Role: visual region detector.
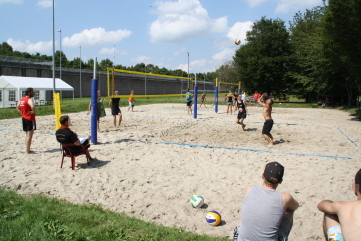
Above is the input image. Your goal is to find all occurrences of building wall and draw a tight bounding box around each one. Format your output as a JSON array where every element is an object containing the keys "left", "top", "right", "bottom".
[{"left": 0, "top": 57, "right": 214, "bottom": 99}]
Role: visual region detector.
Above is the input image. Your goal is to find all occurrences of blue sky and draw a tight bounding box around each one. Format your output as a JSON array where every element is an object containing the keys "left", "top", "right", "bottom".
[{"left": 0, "top": 0, "right": 323, "bottom": 73}]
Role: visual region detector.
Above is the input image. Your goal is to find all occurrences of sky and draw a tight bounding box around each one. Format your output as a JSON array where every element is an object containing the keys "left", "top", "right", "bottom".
[{"left": 0, "top": 0, "right": 324, "bottom": 74}]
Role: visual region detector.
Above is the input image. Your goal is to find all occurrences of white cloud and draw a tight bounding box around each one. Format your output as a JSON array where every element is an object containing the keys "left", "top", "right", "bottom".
[
  {"left": 99, "top": 47, "right": 115, "bottom": 55},
  {"left": 176, "top": 63, "right": 188, "bottom": 72},
  {"left": 37, "top": 0, "right": 52, "bottom": 8},
  {"left": 212, "top": 48, "right": 235, "bottom": 62},
  {"left": 131, "top": 56, "right": 150, "bottom": 63},
  {"left": 149, "top": 0, "right": 228, "bottom": 43},
  {"left": 227, "top": 21, "right": 253, "bottom": 43},
  {"left": 0, "top": 0, "right": 22, "bottom": 4},
  {"left": 246, "top": 0, "right": 268, "bottom": 8},
  {"left": 174, "top": 48, "right": 187, "bottom": 56},
  {"left": 62, "top": 27, "right": 132, "bottom": 48},
  {"left": 246, "top": 0, "right": 321, "bottom": 13},
  {"left": 7, "top": 38, "right": 52, "bottom": 53},
  {"left": 275, "top": 0, "right": 321, "bottom": 13},
  {"left": 177, "top": 59, "right": 208, "bottom": 73}
]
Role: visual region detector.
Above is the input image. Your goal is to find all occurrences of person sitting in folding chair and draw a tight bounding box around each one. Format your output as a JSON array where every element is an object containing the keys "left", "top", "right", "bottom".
[{"left": 55, "top": 115, "right": 94, "bottom": 161}]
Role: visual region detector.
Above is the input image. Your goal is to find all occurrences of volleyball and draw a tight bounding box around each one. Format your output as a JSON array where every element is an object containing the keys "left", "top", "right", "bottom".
[
  {"left": 235, "top": 39, "right": 241, "bottom": 45},
  {"left": 206, "top": 211, "right": 221, "bottom": 226},
  {"left": 190, "top": 195, "right": 204, "bottom": 208}
]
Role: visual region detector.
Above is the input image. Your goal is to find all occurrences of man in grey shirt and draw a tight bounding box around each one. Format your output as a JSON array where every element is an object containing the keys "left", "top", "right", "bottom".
[{"left": 234, "top": 162, "right": 299, "bottom": 241}]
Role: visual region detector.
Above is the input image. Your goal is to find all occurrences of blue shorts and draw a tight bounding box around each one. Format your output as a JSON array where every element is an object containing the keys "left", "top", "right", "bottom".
[
  {"left": 227, "top": 101, "right": 233, "bottom": 105},
  {"left": 128, "top": 102, "right": 134, "bottom": 107},
  {"left": 327, "top": 226, "right": 344, "bottom": 241}
]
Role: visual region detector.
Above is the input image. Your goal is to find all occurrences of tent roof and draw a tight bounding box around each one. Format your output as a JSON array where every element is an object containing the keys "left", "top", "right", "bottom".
[{"left": 0, "top": 75, "right": 73, "bottom": 91}]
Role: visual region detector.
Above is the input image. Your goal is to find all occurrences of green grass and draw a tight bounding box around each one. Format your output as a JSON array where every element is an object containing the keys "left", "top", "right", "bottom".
[{"left": 0, "top": 188, "right": 226, "bottom": 241}]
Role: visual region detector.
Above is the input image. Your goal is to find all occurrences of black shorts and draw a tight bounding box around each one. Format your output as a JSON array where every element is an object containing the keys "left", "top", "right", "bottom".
[
  {"left": 22, "top": 118, "right": 36, "bottom": 131},
  {"left": 66, "top": 139, "right": 90, "bottom": 155},
  {"left": 111, "top": 107, "right": 121, "bottom": 116},
  {"left": 262, "top": 119, "right": 274, "bottom": 135},
  {"left": 186, "top": 101, "right": 192, "bottom": 107},
  {"left": 237, "top": 111, "right": 247, "bottom": 119}
]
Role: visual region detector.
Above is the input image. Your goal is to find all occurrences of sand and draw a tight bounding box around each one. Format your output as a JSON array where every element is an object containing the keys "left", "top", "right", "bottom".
[{"left": 1, "top": 103, "right": 360, "bottom": 240}]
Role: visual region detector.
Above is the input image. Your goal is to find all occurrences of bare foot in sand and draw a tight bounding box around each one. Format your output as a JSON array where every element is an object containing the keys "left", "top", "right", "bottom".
[{"left": 241, "top": 124, "right": 246, "bottom": 131}]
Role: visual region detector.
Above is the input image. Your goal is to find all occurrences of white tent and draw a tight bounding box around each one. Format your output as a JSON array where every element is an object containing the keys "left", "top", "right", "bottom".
[{"left": 0, "top": 75, "right": 74, "bottom": 108}]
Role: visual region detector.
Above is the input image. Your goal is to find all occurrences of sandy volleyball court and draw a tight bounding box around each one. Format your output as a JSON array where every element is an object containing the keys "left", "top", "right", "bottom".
[{"left": 1, "top": 103, "right": 360, "bottom": 240}]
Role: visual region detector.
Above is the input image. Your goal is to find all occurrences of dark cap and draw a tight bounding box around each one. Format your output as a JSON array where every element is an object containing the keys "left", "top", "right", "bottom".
[{"left": 264, "top": 162, "right": 284, "bottom": 184}]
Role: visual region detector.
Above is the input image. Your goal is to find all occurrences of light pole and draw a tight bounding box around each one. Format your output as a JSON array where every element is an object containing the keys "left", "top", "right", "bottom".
[
  {"left": 57, "top": 29, "right": 62, "bottom": 80},
  {"left": 79, "top": 46, "right": 82, "bottom": 98},
  {"left": 145, "top": 57, "right": 148, "bottom": 95},
  {"left": 52, "top": 0, "right": 55, "bottom": 96},
  {"left": 187, "top": 52, "right": 190, "bottom": 89}
]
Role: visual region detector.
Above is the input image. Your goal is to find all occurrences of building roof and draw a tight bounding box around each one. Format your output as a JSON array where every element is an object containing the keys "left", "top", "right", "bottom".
[{"left": 0, "top": 75, "right": 73, "bottom": 91}]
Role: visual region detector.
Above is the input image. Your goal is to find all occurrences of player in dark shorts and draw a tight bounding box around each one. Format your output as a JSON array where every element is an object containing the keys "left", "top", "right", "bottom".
[
  {"left": 236, "top": 99, "right": 247, "bottom": 131},
  {"left": 109, "top": 95, "right": 122, "bottom": 127},
  {"left": 258, "top": 94, "right": 274, "bottom": 145},
  {"left": 17, "top": 87, "right": 36, "bottom": 154},
  {"left": 225, "top": 91, "right": 235, "bottom": 115},
  {"left": 234, "top": 91, "right": 239, "bottom": 112},
  {"left": 262, "top": 119, "right": 274, "bottom": 135}
]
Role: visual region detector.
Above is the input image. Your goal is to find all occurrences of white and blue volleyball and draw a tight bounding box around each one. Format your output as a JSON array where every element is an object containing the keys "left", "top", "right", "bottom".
[
  {"left": 206, "top": 211, "right": 221, "bottom": 226},
  {"left": 189, "top": 195, "right": 204, "bottom": 208}
]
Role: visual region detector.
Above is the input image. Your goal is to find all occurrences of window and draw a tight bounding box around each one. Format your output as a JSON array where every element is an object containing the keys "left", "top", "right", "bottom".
[
  {"left": 37, "top": 69, "right": 41, "bottom": 77},
  {"left": 8, "top": 90, "right": 15, "bottom": 101},
  {"left": 21, "top": 68, "right": 26, "bottom": 76},
  {"left": 0, "top": 90, "right": 2, "bottom": 101},
  {"left": 21, "top": 90, "right": 39, "bottom": 99},
  {"left": 34, "top": 90, "right": 40, "bottom": 100}
]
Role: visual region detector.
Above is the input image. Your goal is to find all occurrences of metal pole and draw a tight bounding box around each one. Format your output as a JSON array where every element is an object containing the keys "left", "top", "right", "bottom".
[
  {"left": 79, "top": 46, "right": 82, "bottom": 98},
  {"left": 52, "top": 0, "right": 56, "bottom": 96},
  {"left": 193, "top": 74, "right": 197, "bottom": 119},
  {"left": 57, "top": 29, "right": 62, "bottom": 80},
  {"left": 145, "top": 58, "right": 148, "bottom": 95},
  {"left": 187, "top": 52, "right": 190, "bottom": 89}
]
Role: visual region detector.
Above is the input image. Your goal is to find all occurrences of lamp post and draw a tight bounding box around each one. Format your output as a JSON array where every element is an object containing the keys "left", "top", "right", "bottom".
[
  {"left": 187, "top": 52, "right": 190, "bottom": 89},
  {"left": 145, "top": 57, "right": 148, "bottom": 95},
  {"left": 57, "top": 29, "right": 62, "bottom": 80},
  {"left": 79, "top": 46, "right": 82, "bottom": 98},
  {"left": 52, "top": 0, "right": 56, "bottom": 96}
]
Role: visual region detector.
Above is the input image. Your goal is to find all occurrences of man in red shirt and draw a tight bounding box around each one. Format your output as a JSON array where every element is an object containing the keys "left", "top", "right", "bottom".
[
  {"left": 16, "top": 87, "right": 36, "bottom": 154},
  {"left": 253, "top": 91, "right": 260, "bottom": 103}
]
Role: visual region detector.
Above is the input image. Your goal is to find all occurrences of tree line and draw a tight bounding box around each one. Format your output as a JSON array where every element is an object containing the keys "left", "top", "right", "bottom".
[{"left": 230, "top": 0, "right": 361, "bottom": 106}]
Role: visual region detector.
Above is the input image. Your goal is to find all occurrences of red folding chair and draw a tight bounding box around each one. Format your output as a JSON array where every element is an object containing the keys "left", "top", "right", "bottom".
[{"left": 60, "top": 143, "right": 90, "bottom": 170}]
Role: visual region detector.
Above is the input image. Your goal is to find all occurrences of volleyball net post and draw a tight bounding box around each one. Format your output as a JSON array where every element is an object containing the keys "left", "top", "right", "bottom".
[
  {"left": 54, "top": 93, "right": 61, "bottom": 130},
  {"left": 215, "top": 78, "right": 219, "bottom": 113},
  {"left": 90, "top": 79, "right": 98, "bottom": 144},
  {"left": 193, "top": 74, "right": 198, "bottom": 119}
]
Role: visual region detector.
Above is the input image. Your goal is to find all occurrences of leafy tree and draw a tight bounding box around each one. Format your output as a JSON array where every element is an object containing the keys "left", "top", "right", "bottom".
[
  {"left": 234, "top": 17, "right": 296, "bottom": 100},
  {"left": 0, "top": 42, "right": 14, "bottom": 55},
  {"left": 323, "top": 0, "right": 361, "bottom": 106},
  {"left": 289, "top": 7, "right": 331, "bottom": 102},
  {"left": 54, "top": 50, "right": 68, "bottom": 67},
  {"left": 99, "top": 58, "right": 113, "bottom": 70}
]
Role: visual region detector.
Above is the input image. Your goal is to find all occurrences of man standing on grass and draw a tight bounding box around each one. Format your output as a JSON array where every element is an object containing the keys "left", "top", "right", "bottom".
[
  {"left": 258, "top": 94, "right": 274, "bottom": 145},
  {"left": 253, "top": 91, "right": 260, "bottom": 103},
  {"left": 17, "top": 87, "right": 36, "bottom": 154},
  {"left": 317, "top": 169, "right": 361, "bottom": 241}
]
